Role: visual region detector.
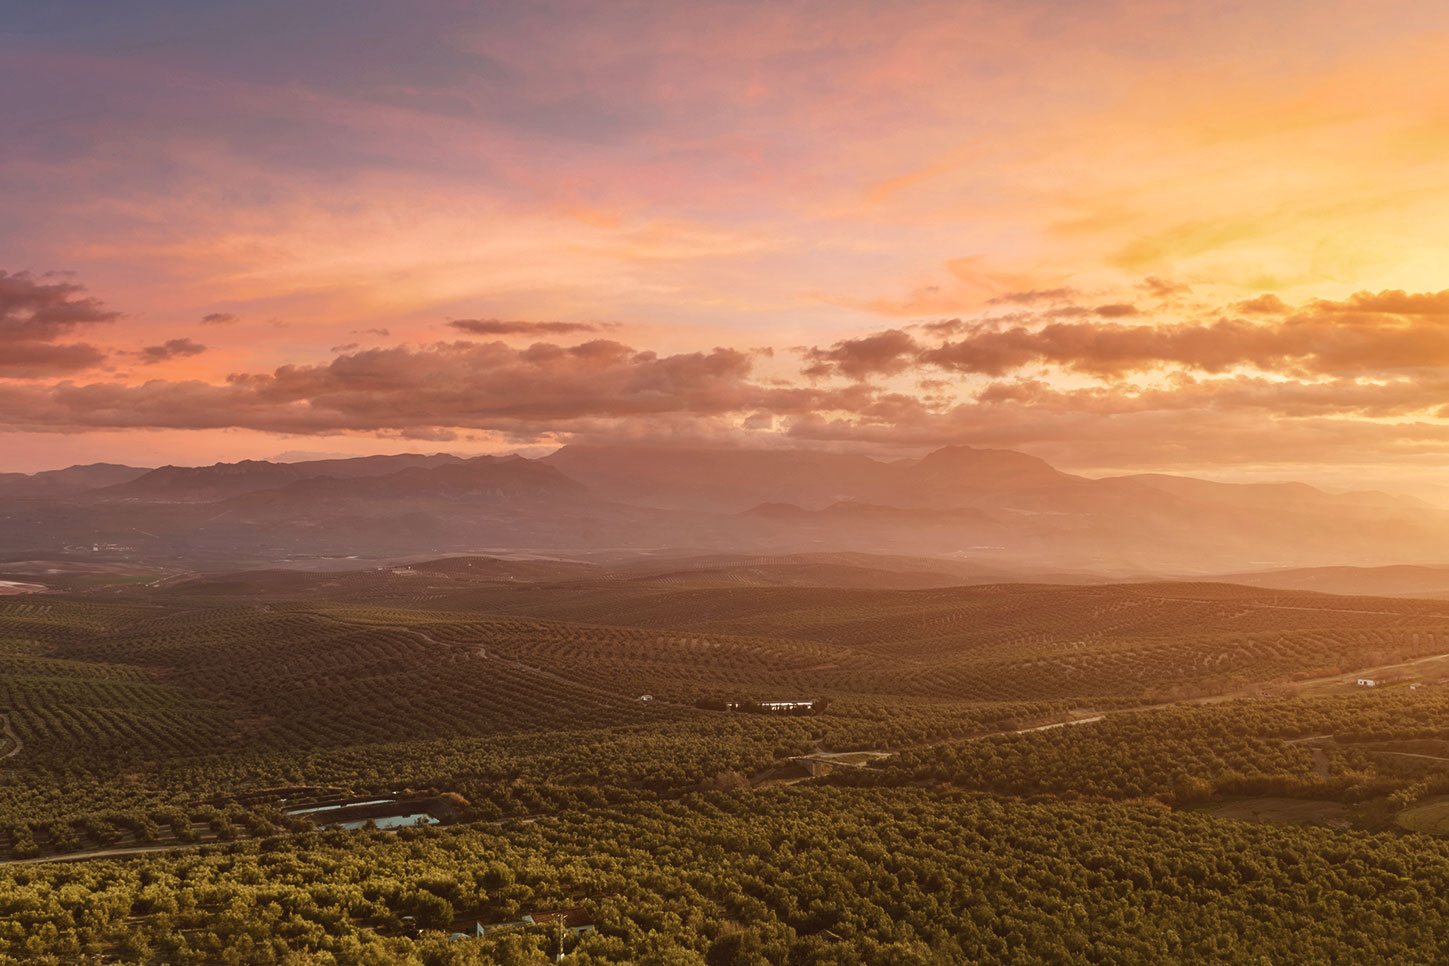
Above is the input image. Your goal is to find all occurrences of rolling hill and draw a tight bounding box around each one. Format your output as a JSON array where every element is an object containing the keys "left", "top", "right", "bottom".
[
  {"left": 1208, "top": 564, "right": 1449, "bottom": 599},
  {"left": 1, "top": 444, "right": 1446, "bottom": 575}
]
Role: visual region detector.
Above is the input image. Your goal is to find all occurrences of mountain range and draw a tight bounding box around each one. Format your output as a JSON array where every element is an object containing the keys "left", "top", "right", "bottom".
[{"left": 1, "top": 444, "right": 1444, "bottom": 576}]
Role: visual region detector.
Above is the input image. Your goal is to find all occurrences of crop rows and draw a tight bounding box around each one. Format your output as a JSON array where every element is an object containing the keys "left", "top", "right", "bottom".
[
  {"left": 12, "top": 577, "right": 1449, "bottom": 851},
  {"left": 5, "top": 605, "right": 683, "bottom": 776},
  {"left": 316, "top": 605, "right": 876, "bottom": 702},
  {"left": 0, "top": 599, "right": 153, "bottom": 648},
  {"left": 311, "top": 601, "right": 1449, "bottom": 705},
  {"left": 389, "top": 582, "right": 1449, "bottom": 655},
  {"left": 852, "top": 692, "right": 1449, "bottom": 803}
]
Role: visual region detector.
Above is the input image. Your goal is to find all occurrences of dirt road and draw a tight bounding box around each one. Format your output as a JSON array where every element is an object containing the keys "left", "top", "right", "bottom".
[
  {"left": 0, "top": 841, "right": 199, "bottom": 866},
  {"left": 0, "top": 714, "right": 20, "bottom": 762},
  {"left": 1275, "top": 651, "right": 1449, "bottom": 693}
]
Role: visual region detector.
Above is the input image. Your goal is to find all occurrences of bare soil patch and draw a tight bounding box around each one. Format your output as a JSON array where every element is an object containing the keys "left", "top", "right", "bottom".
[{"left": 1210, "top": 797, "right": 1352, "bottom": 828}]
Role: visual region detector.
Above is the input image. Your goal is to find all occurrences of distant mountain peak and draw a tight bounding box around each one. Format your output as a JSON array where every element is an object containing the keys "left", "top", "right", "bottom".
[
  {"left": 904, "top": 445, "right": 1077, "bottom": 494},
  {"left": 5, "top": 443, "right": 1448, "bottom": 575}
]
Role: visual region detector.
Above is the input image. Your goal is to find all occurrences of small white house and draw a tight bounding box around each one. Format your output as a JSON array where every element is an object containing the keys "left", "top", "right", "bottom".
[
  {"left": 1356, "top": 678, "right": 1377, "bottom": 687},
  {"left": 759, "top": 700, "right": 815, "bottom": 712}
]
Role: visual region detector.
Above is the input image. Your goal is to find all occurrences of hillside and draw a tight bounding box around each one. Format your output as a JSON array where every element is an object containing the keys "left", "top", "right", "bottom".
[
  {"left": 1209, "top": 564, "right": 1449, "bottom": 599},
  {"left": 0, "top": 463, "right": 150, "bottom": 498},
  {"left": 2, "top": 444, "right": 1447, "bottom": 575},
  {"left": 9, "top": 562, "right": 1449, "bottom": 962}
]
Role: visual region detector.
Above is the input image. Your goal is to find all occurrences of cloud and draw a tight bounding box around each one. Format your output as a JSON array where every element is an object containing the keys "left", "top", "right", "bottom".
[
  {"left": 742, "top": 411, "right": 774, "bottom": 430},
  {"left": 804, "top": 329, "right": 921, "bottom": 380},
  {"left": 987, "top": 288, "right": 1078, "bottom": 306},
  {"left": 782, "top": 393, "right": 1449, "bottom": 473},
  {"left": 448, "top": 318, "right": 603, "bottom": 336},
  {"left": 1138, "top": 277, "right": 1192, "bottom": 299},
  {"left": 137, "top": 338, "right": 207, "bottom": 364},
  {"left": 811, "top": 287, "right": 1449, "bottom": 380},
  {"left": 916, "top": 318, "right": 967, "bottom": 336},
  {"left": 1234, "top": 294, "right": 1288, "bottom": 314},
  {"left": 200, "top": 312, "right": 239, "bottom": 324},
  {"left": 967, "top": 373, "right": 1449, "bottom": 421},
  {"left": 10, "top": 266, "right": 1449, "bottom": 477},
  {"left": 0, "top": 270, "right": 120, "bottom": 342},
  {"left": 0, "top": 270, "right": 118, "bottom": 376},
  {"left": 391, "top": 426, "right": 459, "bottom": 441},
  {"left": 0, "top": 338, "right": 862, "bottom": 437},
  {"left": 920, "top": 318, "right": 1285, "bottom": 378},
  {"left": 0, "top": 342, "right": 109, "bottom": 378},
  {"left": 1320, "top": 289, "right": 1449, "bottom": 316}
]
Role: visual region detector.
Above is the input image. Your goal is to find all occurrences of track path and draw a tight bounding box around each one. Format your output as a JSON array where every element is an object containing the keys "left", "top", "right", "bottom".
[
  {"left": 1, "top": 841, "right": 195, "bottom": 866},
  {"left": 1265, "top": 650, "right": 1449, "bottom": 694},
  {"left": 1351, "top": 749, "right": 1449, "bottom": 765},
  {"left": 0, "top": 714, "right": 20, "bottom": 762}
]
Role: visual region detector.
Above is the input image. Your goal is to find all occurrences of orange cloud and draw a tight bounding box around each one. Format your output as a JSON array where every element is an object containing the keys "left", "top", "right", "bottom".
[
  {"left": 448, "top": 319, "right": 604, "bottom": 336},
  {"left": 137, "top": 338, "right": 207, "bottom": 364},
  {"left": 0, "top": 270, "right": 118, "bottom": 376},
  {"left": 806, "top": 289, "right": 1449, "bottom": 381}
]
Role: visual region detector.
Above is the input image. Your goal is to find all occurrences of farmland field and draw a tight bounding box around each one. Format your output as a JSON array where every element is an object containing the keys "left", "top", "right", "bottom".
[
  {"left": 7, "top": 558, "right": 1449, "bottom": 963},
  {"left": 1398, "top": 797, "right": 1449, "bottom": 834}
]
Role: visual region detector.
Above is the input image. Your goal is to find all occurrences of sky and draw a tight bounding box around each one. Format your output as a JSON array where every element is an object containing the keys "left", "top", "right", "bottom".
[{"left": 4, "top": 0, "right": 1449, "bottom": 497}]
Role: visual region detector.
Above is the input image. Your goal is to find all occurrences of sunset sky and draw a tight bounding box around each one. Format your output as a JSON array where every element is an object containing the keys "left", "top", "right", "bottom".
[{"left": 4, "top": 0, "right": 1449, "bottom": 498}]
